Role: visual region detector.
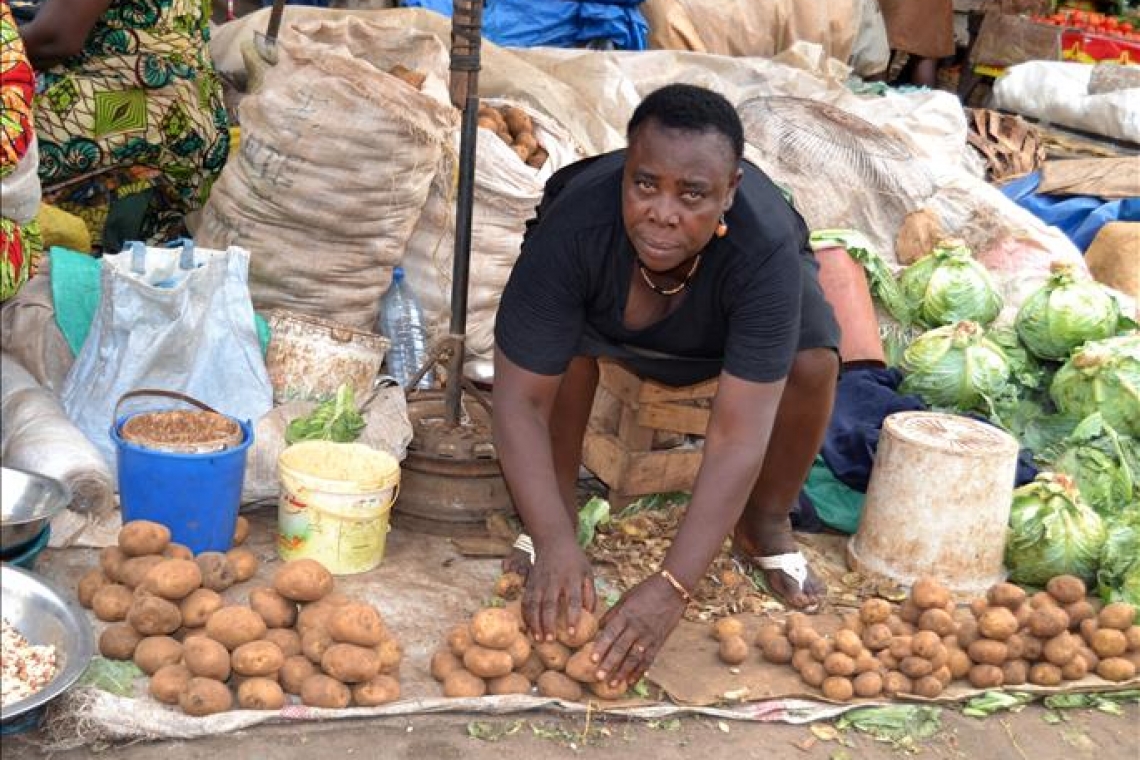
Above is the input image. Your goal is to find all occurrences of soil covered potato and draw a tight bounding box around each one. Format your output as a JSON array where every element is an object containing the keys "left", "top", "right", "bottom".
[
  {"left": 1099, "top": 602, "right": 1137, "bottom": 631},
  {"left": 755, "top": 622, "right": 785, "bottom": 648},
  {"left": 443, "top": 669, "right": 486, "bottom": 698},
  {"left": 99, "top": 624, "right": 144, "bottom": 660},
  {"left": 78, "top": 569, "right": 111, "bottom": 609},
  {"left": 506, "top": 634, "right": 532, "bottom": 668},
  {"left": 149, "top": 663, "right": 192, "bottom": 705},
  {"left": 821, "top": 676, "right": 854, "bottom": 701},
  {"left": 1060, "top": 654, "right": 1088, "bottom": 680},
  {"left": 900, "top": 656, "right": 934, "bottom": 679},
  {"left": 237, "top": 678, "right": 286, "bottom": 710},
  {"left": 1065, "top": 600, "right": 1096, "bottom": 629},
  {"left": 327, "top": 603, "right": 386, "bottom": 647},
  {"left": 1002, "top": 659, "right": 1029, "bottom": 686},
  {"left": 834, "top": 629, "right": 863, "bottom": 658},
  {"left": 133, "top": 635, "right": 183, "bottom": 675},
  {"left": 263, "top": 628, "right": 303, "bottom": 658},
  {"left": 1097, "top": 656, "right": 1137, "bottom": 682},
  {"left": 987, "top": 582, "right": 1027, "bottom": 609},
  {"left": 800, "top": 661, "right": 826, "bottom": 688},
  {"left": 374, "top": 638, "right": 403, "bottom": 675},
  {"left": 353, "top": 674, "right": 402, "bottom": 705},
  {"left": 273, "top": 559, "right": 334, "bottom": 603},
  {"left": 910, "top": 578, "right": 950, "bottom": 610},
  {"left": 446, "top": 624, "right": 474, "bottom": 659},
  {"left": 302, "top": 627, "right": 334, "bottom": 664},
  {"left": 824, "top": 652, "right": 857, "bottom": 677},
  {"left": 322, "top": 643, "right": 380, "bottom": 683},
  {"left": 300, "top": 674, "right": 351, "bottom": 708},
  {"left": 127, "top": 595, "right": 182, "bottom": 635},
  {"left": 486, "top": 672, "right": 531, "bottom": 696},
  {"left": 1043, "top": 632, "right": 1078, "bottom": 666},
  {"left": 183, "top": 635, "right": 232, "bottom": 681},
  {"left": 977, "top": 607, "right": 1018, "bottom": 641},
  {"left": 118, "top": 520, "right": 171, "bottom": 557},
  {"left": 711, "top": 617, "right": 745, "bottom": 643},
  {"left": 762, "top": 637, "right": 794, "bottom": 664},
  {"left": 518, "top": 652, "right": 546, "bottom": 683},
  {"left": 1046, "top": 575, "right": 1086, "bottom": 605},
  {"left": 179, "top": 588, "right": 223, "bottom": 628},
  {"left": 882, "top": 671, "right": 912, "bottom": 696},
  {"left": 537, "top": 670, "right": 582, "bottom": 701},
  {"left": 232, "top": 640, "right": 285, "bottom": 677},
  {"left": 1028, "top": 606, "right": 1070, "bottom": 638},
  {"left": 1092, "top": 629, "right": 1129, "bottom": 658},
  {"left": 1028, "top": 662, "right": 1062, "bottom": 686},
  {"left": 918, "top": 609, "right": 956, "bottom": 637},
  {"left": 225, "top": 547, "right": 259, "bottom": 583},
  {"left": 718, "top": 635, "right": 749, "bottom": 665},
  {"left": 948, "top": 649, "right": 971, "bottom": 679},
  {"left": 788, "top": 626, "right": 821, "bottom": 650},
  {"left": 195, "top": 552, "right": 237, "bottom": 592},
  {"left": 861, "top": 623, "right": 892, "bottom": 652},
  {"left": 860, "top": 598, "right": 892, "bottom": 625},
  {"left": 967, "top": 639, "right": 1008, "bottom": 666},
  {"left": 142, "top": 559, "right": 202, "bottom": 600},
  {"left": 853, "top": 671, "right": 883, "bottom": 697},
  {"left": 206, "top": 606, "right": 267, "bottom": 650},
  {"left": 912, "top": 675, "right": 944, "bottom": 698},
  {"left": 118, "top": 556, "right": 165, "bottom": 589},
  {"left": 968, "top": 664, "right": 1004, "bottom": 688},
  {"left": 556, "top": 609, "right": 599, "bottom": 649},
  {"left": 911, "top": 631, "right": 943, "bottom": 660}
]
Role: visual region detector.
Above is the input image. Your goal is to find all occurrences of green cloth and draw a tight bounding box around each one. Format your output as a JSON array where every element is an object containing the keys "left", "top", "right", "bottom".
[
  {"left": 49, "top": 246, "right": 270, "bottom": 357},
  {"left": 803, "top": 456, "right": 866, "bottom": 535}
]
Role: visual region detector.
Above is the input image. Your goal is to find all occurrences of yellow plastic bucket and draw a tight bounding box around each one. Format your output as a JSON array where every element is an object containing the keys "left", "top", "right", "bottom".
[{"left": 276, "top": 441, "right": 400, "bottom": 575}]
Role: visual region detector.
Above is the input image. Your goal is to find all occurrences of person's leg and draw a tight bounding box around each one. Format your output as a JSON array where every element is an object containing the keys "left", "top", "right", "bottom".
[
  {"left": 910, "top": 57, "right": 939, "bottom": 88},
  {"left": 733, "top": 347, "right": 839, "bottom": 609}
]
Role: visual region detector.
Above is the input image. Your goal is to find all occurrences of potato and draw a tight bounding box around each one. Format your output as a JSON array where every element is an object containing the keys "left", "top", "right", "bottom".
[
  {"left": 564, "top": 645, "right": 600, "bottom": 683},
  {"left": 1097, "top": 656, "right": 1137, "bottom": 682},
  {"left": 141, "top": 559, "right": 202, "bottom": 600},
  {"left": 861, "top": 623, "right": 892, "bottom": 652},
  {"left": 149, "top": 663, "right": 193, "bottom": 705},
  {"left": 785, "top": 612, "right": 810, "bottom": 631},
  {"left": 987, "top": 582, "right": 1027, "bottom": 610},
  {"left": 851, "top": 670, "right": 883, "bottom": 698},
  {"left": 484, "top": 672, "right": 530, "bottom": 696},
  {"left": 179, "top": 588, "right": 223, "bottom": 628},
  {"left": 518, "top": 652, "right": 546, "bottom": 683},
  {"left": 927, "top": 644, "right": 949, "bottom": 671},
  {"left": 273, "top": 559, "right": 334, "bottom": 603},
  {"left": 900, "top": 599, "right": 923, "bottom": 625},
  {"left": 1064, "top": 600, "right": 1096, "bottom": 630},
  {"left": 164, "top": 542, "right": 193, "bottom": 561},
  {"left": 1079, "top": 617, "right": 1099, "bottom": 644},
  {"left": 327, "top": 603, "right": 386, "bottom": 647},
  {"left": 977, "top": 607, "right": 1018, "bottom": 641},
  {"left": 1043, "top": 632, "right": 1077, "bottom": 666},
  {"left": 300, "top": 674, "right": 351, "bottom": 708},
  {"left": 1002, "top": 659, "right": 1029, "bottom": 686},
  {"left": 183, "top": 635, "right": 232, "bottom": 680},
  {"left": 911, "top": 631, "right": 942, "bottom": 660},
  {"left": 718, "top": 635, "right": 749, "bottom": 665},
  {"left": 195, "top": 552, "right": 236, "bottom": 592},
  {"left": 956, "top": 619, "right": 980, "bottom": 649},
  {"left": 711, "top": 617, "right": 745, "bottom": 643},
  {"left": 1127, "top": 626, "right": 1140, "bottom": 651},
  {"left": 100, "top": 546, "right": 128, "bottom": 582},
  {"left": 948, "top": 649, "right": 971, "bottom": 679},
  {"left": 860, "top": 598, "right": 892, "bottom": 625},
  {"left": 446, "top": 624, "right": 474, "bottom": 658},
  {"left": 1077, "top": 645, "right": 1100, "bottom": 671},
  {"left": 1091, "top": 628, "right": 1128, "bottom": 658},
  {"left": 464, "top": 645, "right": 514, "bottom": 680},
  {"left": 918, "top": 609, "right": 956, "bottom": 637},
  {"left": 471, "top": 607, "right": 521, "bottom": 650},
  {"left": 821, "top": 676, "right": 854, "bottom": 701},
  {"left": 317, "top": 642, "right": 379, "bottom": 684},
  {"left": 1026, "top": 605, "right": 1069, "bottom": 639},
  {"left": 118, "top": 520, "right": 171, "bottom": 557},
  {"left": 374, "top": 639, "right": 403, "bottom": 675},
  {"left": 237, "top": 677, "right": 286, "bottom": 710},
  {"left": 500, "top": 106, "right": 533, "bottom": 139},
  {"left": 910, "top": 578, "right": 950, "bottom": 610},
  {"left": 800, "top": 661, "right": 826, "bottom": 688},
  {"left": 353, "top": 674, "right": 402, "bottom": 706},
  {"left": 1021, "top": 634, "right": 1045, "bottom": 662},
  {"left": 1099, "top": 602, "right": 1137, "bottom": 631},
  {"left": 244, "top": 589, "right": 296, "bottom": 630},
  {"left": 128, "top": 595, "right": 182, "bottom": 636},
  {"left": 1060, "top": 654, "right": 1088, "bottom": 681},
  {"left": 302, "top": 626, "right": 334, "bottom": 664},
  {"left": 232, "top": 640, "right": 285, "bottom": 677},
  {"left": 900, "top": 656, "right": 933, "bottom": 679},
  {"left": 506, "top": 633, "right": 532, "bottom": 669},
  {"left": 788, "top": 626, "right": 821, "bottom": 649},
  {"left": 968, "top": 664, "right": 1004, "bottom": 688},
  {"left": 537, "top": 670, "right": 582, "bottom": 701},
  {"left": 588, "top": 678, "right": 630, "bottom": 701},
  {"left": 225, "top": 547, "right": 259, "bottom": 583},
  {"left": 280, "top": 655, "right": 318, "bottom": 695},
  {"left": 476, "top": 105, "right": 505, "bottom": 128},
  {"left": 909, "top": 675, "right": 942, "bottom": 698},
  {"left": 99, "top": 624, "right": 143, "bottom": 660},
  {"left": 841, "top": 612, "right": 865, "bottom": 636},
  {"left": 762, "top": 637, "right": 794, "bottom": 664},
  {"left": 78, "top": 569, "right": 111, "bottom": 609},
  {"left": 119, "top": 556, "right": 165, "bottom": 589},
  {"left": 1046, "top": 575, "right": 1086, "bottom": 605},
  {"left": 232, "top": 515, "right": 250, "bottom": 546},
  {"left": 443, "top": 669, "right": 486, "bottom": 698},
  {"left": 834, "top": 630, "right": 863, "bottom": 658},
  {"left": 263, "top": 628, "right": 302, "bottom": 659},
  {"left": 430, "top": 649, "right": 464, "bottom": 682},
  {"left": 820, "top": 651, "right": 854, "bottom": 677},
  {"left": 792, "top": 648, "right": 815, "bottom": 672},
  {"left": 92, "top": 584, "right": 134, "bottom": 622},
  {"left": 1028, "top": 662, "right": 1062, "bottom": 686},
  {"left": 809, "top": 637, "right": 834, "bottom": 662},
  {"left": 1013, "top": 603, "right": 1032, "bottom": 628},
  {"left": 888, "top": 636, "right": 913, "bottom": 660},
  {"left": 206, "top": 606, "right": 267, "bottom": 650},
  {"left": 967, "top": 639, "right": 1008, "bottom": 666},
  {"left": 134, "top": 635, "right": 183, "bottom": 675},
  {"left": 854, "top": 651, "right": 879, "bottom": 674},
  {"left": 535, "top": 641, "right": 571, "bottom": 671},
  {"left": 525, "top": 147, "right": 548, "bottom": 170},
  {"left": 882, "top": 671, "right": 912, "bottom": 696}
]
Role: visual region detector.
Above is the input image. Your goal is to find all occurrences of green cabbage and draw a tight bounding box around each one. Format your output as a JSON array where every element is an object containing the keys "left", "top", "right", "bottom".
[
  {"left": 1015, "top": 263, "right": 1121, "bottom": 361},
  {"left": 899, "top": 321, "right": 1011, "bottom": 411},
  {"left": 1050, "top": 413, "right": 1139, "bottom": 518},
  {"left": 1050, "top": 333, "right": 1140, "bottom": 436},
  {"left": 1005, "top": 472, "right": 1107, "bottom": 586},
  {"left": 899, "top": 240, "right": 1003, "bottom": 329},
  {"left": 1097, "top": 516, "right": 1140, "bottom": 607}
]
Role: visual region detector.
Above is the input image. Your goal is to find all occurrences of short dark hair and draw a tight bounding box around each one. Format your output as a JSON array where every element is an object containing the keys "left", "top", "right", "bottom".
[{"left": 626, "top": 84, "right": 744, "bottom": 160}]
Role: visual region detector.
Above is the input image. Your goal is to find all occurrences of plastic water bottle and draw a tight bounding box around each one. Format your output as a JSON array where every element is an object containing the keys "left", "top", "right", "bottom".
[{"left": 376, "top": 267, "right": 434, "bottom": 390}]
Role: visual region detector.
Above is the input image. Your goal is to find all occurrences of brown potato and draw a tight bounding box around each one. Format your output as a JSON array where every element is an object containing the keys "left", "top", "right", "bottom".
[
  {"left": 446, "top": 624, "right": 474, "bottom": 659},
  {"left": 263, "top": 628, "right": 302, "bottom": 659},
  {"left": 977, "top": 607, "right": 1018, "bottom": 641},
  {"left": 1028, "top": 606, "right": 1070, "bottom": 639},
  {"left": 1028, "top": 662, "right": 1062, "bottom": 686},
  {"left": 1096, "top": 656, "right": 1137, "bottom": 682},
  {"left": 967, "top": 639, "right": 1008, "bottom": 666},
  {"left": 957, "top": 619, "right": 980, "bottom": 649},
  {"left": 900, "top": 656, "right": 934, "bottom": 679},
  {"left": 968, "top": 664, "right": 1004, "bottom": 688},
  {"left": 918, "top": 609, "right": 956, "bottom": 637},
  {"left": 431, "top": 649, "right": 463, "bottom": 682},
  {"left": 149, "top": 663, "right": 192, "bottom": 705},
  {"left": 195, "top": 552, "right": 236, "bottom": 592},
  {"left": 500, "top": 106, "right": 533, "bottom": 139},
  {"left": 762, "top": 637, "right": 794, "bottom": 664},
  {"left": 92, "top": 584, "right": 134, "bottom": 622},
  {"left": 535, "top": 640, "right": 570, "bottom": 671},
  {"left": 1043, "top": 632, "right": 1077, "bottom": 666},
  {"left": 247, "top": 588, "right": 297, "bottom": 630},
  {"left": 327, "top": 603, "right": 386, "bottom": 647},
  {"left": 179, "top": 588, "right": 223, "bottom": 628},
  {"left": 274, "top": 559, "right": 334, "bottom": 603},
  {"left": 821, "top": 676, "right": 854, "bottom": 701},
  {"left": 118, "top": 520, "right": 171, "bottom": 557},
  {"left": 518, "top": 652, "right": 546, "bottom": 683},
  {"left": 302, "top": 627, "right": 334, "bottom": 664},
  {"left": 888, "top": 636, "right": 913, "bottom": 660},
  {"left": 141, "top": 559, "right": 202, "bottom": 600},
  {"left": 512, "top": 131, "right": 538, "bottom": 159},
  {"left": 1065, "top": 600, "right": 1096, "bottom": 630},
  {"left": 854, "top": 651, "right": 879, "bottom": 674},
  {"left": 295, "top": 601, "right": 335, "bottom": 637},
  {"left": 100, "top": 546, "right": 128, "bottom": 583},
  {"left": 184, "top": 635, "right": 232, "bottom": 680},
  {"left": 841, "top": 612, "right": 865, "bottom": 636},
  {"left": 860, "top": 598, "right": 893, "bottom": 625},
  {"left": 1060, "top": 654, "right": 1088, "bottom": 680},
  {"left": 78, "top": 569, "right": 111, "bottom": 609},
  {"left": 1091, "top": 628, "right": 1128, "bottom": 658},
  {"left": 99, "top": 624, "right": 143, "bottom": 660},
  {"left": 853, "top": 670, "right": 883, "bottom": 697},
  {"left": 353, "top": 674, "right": 402, "bottom": 705},
  {"left": 1099, "top": 602, "right": 1137, "bottom": 631},
  {"left": 280, "top": 655, "right": 318, "bottom": 695},
  {"left": 300, "top": 674, "right": 351, "bottom": 708},
  {"left": 1077, "top": 645, "right": 1100, "bottom": 671},
  {"left": 823, "top": 652, "right": 856, "bottom": 677},
  {"left": 127, "top": 595, "right": 182, "bottom": 636},
  {"left": 809, "top": 637, "right": 834, "bottom": 662},
  {"left": 464, "top": 645, "right": 514, "bottom": 680},
  {"left": 792, "top": 648, "right": 815, "bottom": 672},
  {"left": 911, "top": 578, "right": 950, "bottom": 610},
  {"left": 1002, "top": 659, "right": 1029, "bottom": 686},
  {"left": 912, "top": 631, "right": 942, "bottom": 659},
  {"left": 225, "top": 547, "right": 259, "bottom": 583},
  {"left": 718, "top": 635, "right": 749, "bottom": 665},
  {"left": 1127, "top": 626, "right": 1140, "bottom": 651},
  {"left": 1080, "top": 617, "right": 1099, "bottom": 644},
  {"left": 948, "top": 648, "right": 971, "bottom": 679},
  {"left": 788, "top": 626, "right": 821, "bottom": 649},
  {"left": 564, "top": 645, "right": 601, "bottom": 683},
  {"left": 800, "top": 661, "right": 826, "bottom": 688},
  {"left": 883, "top": 671, "right": 913, "bottom": 696},
  {"left": 711, "top": 617, "right": 745, "bottom": 643},
  {"left": 1021, "top": 634, "right": 1044, "bottom": 662},
  {"left": 134, "top": 635, "right": 183, "bottom": 675},
  {"left": 232, "top": 640, "right": 285, "bottom": 677},
  {"left": 232, "top": 515, "right": 250, "bottom": 546},
  {"left": 206, "top": 606, "right": 267, "bottom": 650},
  {"left": 506, "top": 634, "right": 532, "bottom": 669},
  {"left": 486, "top": 672, "right": 531, "bottom": 696},
  {"left": 537, "top": 670, "right": 582, "bottom": 701},
  {"left": 180, "top": 677, "right": 233, "bottom": 716},
  {"left": 785, "top": 612, "right": 810, "bottom": 631},
  {"left": 861, "top": 623, "right": 892, "bottom": 652},
  {"left": 1046, "top": 575, "right": 1086, "bottom": 605},
  {"left": 321, "top": 642, "right": 380, "bottom": 683},
  {"left": 525, "top": 147, "right": 548, "bottom": 169},
  {"left": 1004, "top": 634, "right": 1026, "bottom": 660},
  {"left": 237, "top": 677, "right": 286, "bottom": 710},
  {"left": 834, "top": 629, "right": 863, "bottom": 658},
  {"left": 471, "top": 607, "right": 520, "bottom": 650},
  {"left": 987, "top": 582, "right": 1027, "bottom": 609},
  {"left": 1030, "top": 590, "right": 1058, "bottom": 609},
  {"left": 900, "top": 599, "right": 923, "bottom": 625},
  {"left": 163, "top": 542, "right": 193, "bottom": 560},
  {"left": 443, "top": 669, "right": 486, "bottom": 698},
  {"left": 375, "top": 638, "right": 403, "bottom": 675},
  {"left": 912, "top": 675, "right": 944, "bottom": 698},
  {"left": 1013, "top": 603, "right": 1033, "bottom": 628},
  {"left": 118, "top": 556, "right": 165, "bottom": 589}
]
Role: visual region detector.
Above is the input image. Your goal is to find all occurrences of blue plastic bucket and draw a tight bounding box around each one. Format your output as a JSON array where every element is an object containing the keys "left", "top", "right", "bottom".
[{"left": 112, "top": 407, "right": 252, "bottom": 555}]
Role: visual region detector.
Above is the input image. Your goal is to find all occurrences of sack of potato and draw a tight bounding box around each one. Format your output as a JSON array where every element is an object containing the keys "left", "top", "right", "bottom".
[
  {"left": 743, "top": 574, "right": 1137, "bottom": 702},
  {"left": 431, "top": 602, "right": 632, "bottom": 702}
]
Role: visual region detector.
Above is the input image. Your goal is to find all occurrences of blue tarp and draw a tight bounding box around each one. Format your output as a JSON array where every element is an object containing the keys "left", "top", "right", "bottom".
[
  {"left": 402, "top": 0, "right": 648, "bottom": 50},
  {"left": 1001, "top": 171, "right": 1140, "bottom": 252}
]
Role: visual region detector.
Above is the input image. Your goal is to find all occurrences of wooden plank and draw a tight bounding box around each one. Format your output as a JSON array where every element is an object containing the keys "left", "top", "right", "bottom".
[
  {"left": 587, "top": 385, "right": 622, "bottom": 435},
  {"left": 622, "top": 446, "right": 704, "bottom": 495},
  {"left": 582, "top": 432, "right": 631, "bottom": 490},
  {"left": 639, "top": 376, "right": 718, "bottom": 404},
  {"left": 597, "top": 360, "right": 643, "bottom": 406},
  {"left": 617, "top": 403, "right": 655, "bottom": 450},
  {"left": 637, "top": 403, "right": 710, "bottom": 436}
]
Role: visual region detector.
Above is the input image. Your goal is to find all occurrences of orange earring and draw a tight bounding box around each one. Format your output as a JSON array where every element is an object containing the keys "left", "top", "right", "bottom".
[{"left": 715, "top": 215, "right": 728, "bottom": 238}]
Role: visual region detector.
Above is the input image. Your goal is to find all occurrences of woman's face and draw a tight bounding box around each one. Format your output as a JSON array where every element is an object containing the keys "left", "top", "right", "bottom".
[{"left": 622, "top": 119, "right": 742, "bottom": 273}]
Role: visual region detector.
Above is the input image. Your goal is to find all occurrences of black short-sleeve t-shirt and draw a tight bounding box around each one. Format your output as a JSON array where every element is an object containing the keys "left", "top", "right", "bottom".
[{"left": 495, "top": 150, "right": 823, "bottom": 386}]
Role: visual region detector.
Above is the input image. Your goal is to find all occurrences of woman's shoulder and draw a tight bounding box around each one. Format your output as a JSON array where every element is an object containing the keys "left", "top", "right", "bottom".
[{"left": 526, "top": 151, "right": 625, "bottom": 240}]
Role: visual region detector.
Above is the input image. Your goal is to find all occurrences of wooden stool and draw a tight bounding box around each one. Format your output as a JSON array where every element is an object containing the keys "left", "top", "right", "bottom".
[{"left": 581, "top": 360, "right": 714, "bottom": 509}]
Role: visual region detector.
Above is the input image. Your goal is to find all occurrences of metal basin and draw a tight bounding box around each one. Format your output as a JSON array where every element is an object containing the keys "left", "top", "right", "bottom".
[
  {"left": 1, "top": 564, "right": 95, "bottom": 723},
  {"left": 1, "top": 467, "right": 71, "bottom": 554}
]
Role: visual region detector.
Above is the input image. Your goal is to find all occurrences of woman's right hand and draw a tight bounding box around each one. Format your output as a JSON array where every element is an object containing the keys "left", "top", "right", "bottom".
[{"left": 522, "top": 536, "right": 596, "bottom": 643}]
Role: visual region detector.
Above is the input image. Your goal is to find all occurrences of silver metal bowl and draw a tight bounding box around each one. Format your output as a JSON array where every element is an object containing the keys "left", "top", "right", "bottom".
[
  {"left": 0, "top": 564, "right": 95, "bottom": 723},
  {"left": 1, "top": 467, "right": 71, "bottom": 554}
]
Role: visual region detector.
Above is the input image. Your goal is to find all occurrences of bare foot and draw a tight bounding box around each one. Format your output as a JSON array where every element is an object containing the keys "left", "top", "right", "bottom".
[
  {"left": 732, "top": 516, "right": 825, "bottom": 611},
  {"left": 501, "top": 547, "right": 533, "bottom": 580}
]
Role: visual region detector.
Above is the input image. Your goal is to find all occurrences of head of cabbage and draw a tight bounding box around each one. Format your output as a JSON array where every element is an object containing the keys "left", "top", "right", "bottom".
[
  {"left": 1050, "top": 413, "right": 1139, "bottom": 519},
  {"left": 1015, "top": 262, "right": 1121, "bottom": 361},
  {"left": 1050, "top": 333, "right": 1140, "bottom": 436},
  {"left": 899, "top": 240, "right": 1003, "bottom": 329},
  {"left": 1097, "top": 515, "right": 1140, "bottom": 608},
  {"left": 899, "top": 321, "right": 1011, "bottom": 411},
  {"left": 1005, "top": 472, "right": 1107, "bottom": 586}
]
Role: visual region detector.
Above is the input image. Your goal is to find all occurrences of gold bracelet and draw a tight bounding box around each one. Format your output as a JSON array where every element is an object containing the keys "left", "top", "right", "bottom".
[{"left": 659, "top": 569, "right": 693, "bottom": 605}]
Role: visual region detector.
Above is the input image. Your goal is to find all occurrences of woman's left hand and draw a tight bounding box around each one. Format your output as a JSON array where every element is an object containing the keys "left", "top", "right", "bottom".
[{"left": 591, "top": 573, "right": 687, "bottom": 689}]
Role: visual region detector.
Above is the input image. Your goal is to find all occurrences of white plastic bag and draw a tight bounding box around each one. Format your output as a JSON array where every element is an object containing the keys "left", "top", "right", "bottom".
[{"left": 60, "top": 241, "right": 273, "bottom": 469}]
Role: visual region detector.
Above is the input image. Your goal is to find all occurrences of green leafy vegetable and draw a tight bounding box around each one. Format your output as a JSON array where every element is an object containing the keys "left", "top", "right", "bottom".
[
  {"left": 1006, "top": 472, "right": 1107, "bottom": 586},
  {"left": 836, "top": 705, "right": 942, "bottom": 751},
  {"left": 78, "top": 657, "right": 145, "bottom": 697},
  {"left": 899, "top": 321, "right": 1011, "bottom": 411},
  {"left": 899, "top": 239, "right": 1003, "bottom": 329},
  {"left": 1051, "top": 333, "right": 1140, "bottom": 436},
  {"left": 577, "top": 495, "right": 611, "bottom": 548},
  {"left": 285, "top": 383, "right": 367, "bottom": 445},
  {"left": 1050, "top": 413, "right": 1139, "bottom": 517},
  {"left": 810, "top": 230, "right": 912, "bottom": 326},
  {"left": 1016, "top": 263, "right": 1121, "bottom": 361},
  {"left": 1097, "top": 516, "right": 1140, "bottom": 607},
  {"left": 961, "top": 691, "right": 1035, "bottom": 717}
]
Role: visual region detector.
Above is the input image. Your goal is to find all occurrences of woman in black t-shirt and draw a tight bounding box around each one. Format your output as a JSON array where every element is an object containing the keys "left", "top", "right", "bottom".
[{"left": 492, "top": 84, "right": 840, "bottom": 690}]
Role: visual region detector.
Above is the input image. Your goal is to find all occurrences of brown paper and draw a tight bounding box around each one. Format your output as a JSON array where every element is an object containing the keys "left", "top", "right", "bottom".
[{"left": 1038, "top": 158, "right": 1140, "bottom": 200}]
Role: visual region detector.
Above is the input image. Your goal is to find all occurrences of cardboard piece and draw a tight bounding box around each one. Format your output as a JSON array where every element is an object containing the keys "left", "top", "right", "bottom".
[{"left": 1038, "top": 158, "right": 1140, "bottom": 199}]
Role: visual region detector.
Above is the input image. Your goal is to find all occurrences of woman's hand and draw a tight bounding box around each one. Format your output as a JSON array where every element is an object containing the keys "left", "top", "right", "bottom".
[
  {"left": 522, "top": 537, "right": 596, "bottom": 643},
  {"left": 591, "top": 573, "right": 687, "bottom": 689}
]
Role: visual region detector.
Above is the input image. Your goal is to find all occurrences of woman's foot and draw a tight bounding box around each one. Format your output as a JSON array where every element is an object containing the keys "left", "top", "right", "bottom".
[
  {"left": 501, "top": 546, "right": 533, "bottom": 579},
  {"left": 732, "top": 516, "right": 826, "bottom": 611}
]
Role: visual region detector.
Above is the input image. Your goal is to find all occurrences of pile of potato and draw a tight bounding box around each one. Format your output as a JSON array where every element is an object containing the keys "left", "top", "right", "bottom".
[
  {"left": 79, "top": 521, "right": 403, "bottom": 715},
  {"left": 431, "top": 603, "right": 630, "bottom": 702},
  {"left": 731, "top": 574, "right": 1138, "bottom": 702},
  {"left": 476, "top": 104, "right": 548, "bottom": 169}
]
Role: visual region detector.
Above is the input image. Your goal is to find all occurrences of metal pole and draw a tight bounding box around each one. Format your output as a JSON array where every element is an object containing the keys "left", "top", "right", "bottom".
[{"left": 445, "top": 0, "right": 482, "bottom": 426}]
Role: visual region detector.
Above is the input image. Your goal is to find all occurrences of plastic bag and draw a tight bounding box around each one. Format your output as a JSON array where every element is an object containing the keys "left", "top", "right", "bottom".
[{"left": 60, "top": 241, "right": 273, "bottom": 469}]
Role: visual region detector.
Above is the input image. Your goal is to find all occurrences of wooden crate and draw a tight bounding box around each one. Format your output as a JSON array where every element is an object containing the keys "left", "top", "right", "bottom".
[{"left": 582, "top": 360, "right": 715, "bottom": 507}]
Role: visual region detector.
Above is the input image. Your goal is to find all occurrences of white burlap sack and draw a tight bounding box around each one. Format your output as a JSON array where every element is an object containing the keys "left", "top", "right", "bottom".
[
  {"left": 401, "top": 100, "right": 583, "bottom": 382},
  {"left": 197, "top": 18, "right": 459, "bottom": 330}
]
